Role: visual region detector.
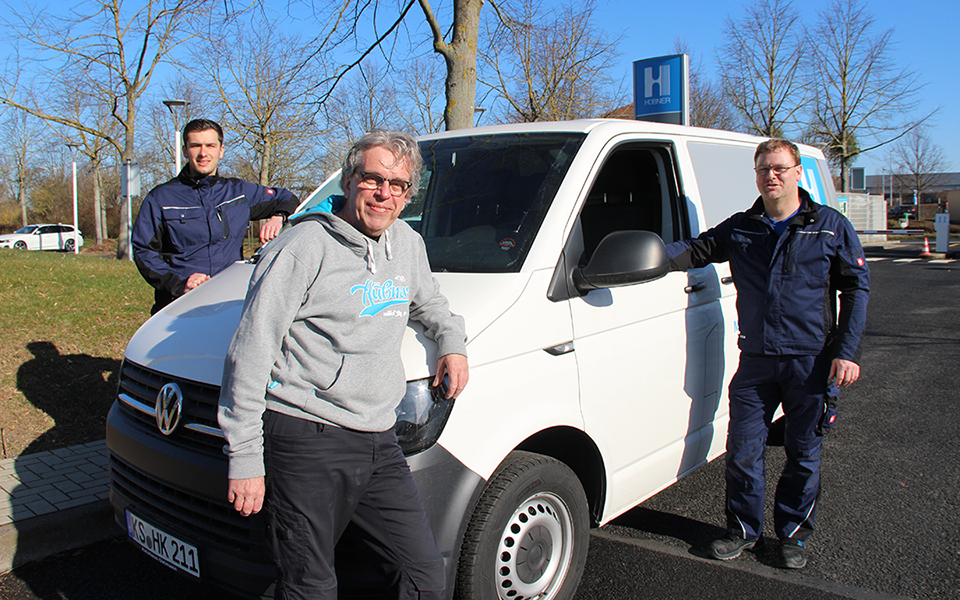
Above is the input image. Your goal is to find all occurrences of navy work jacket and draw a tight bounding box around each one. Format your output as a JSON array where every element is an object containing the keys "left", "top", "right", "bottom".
[
  {"left": 666, "top": 189, "right": 869, "bottom": 362},
  {"left": 132, "top": 169, "right": 300, "bottom": 312}
]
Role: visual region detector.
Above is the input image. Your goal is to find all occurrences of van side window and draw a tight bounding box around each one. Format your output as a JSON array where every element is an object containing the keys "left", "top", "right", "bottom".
[
  {"left": 578, "top": 145, "right": 683, "bottom": 263},
  {"left": 686, "top": 141, "right": 758, "bottom": 230}
]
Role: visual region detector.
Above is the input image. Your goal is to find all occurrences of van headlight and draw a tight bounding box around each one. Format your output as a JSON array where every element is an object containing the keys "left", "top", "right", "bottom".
[{"left": 395, "top": 376, "right": 455, "bottom": 455}]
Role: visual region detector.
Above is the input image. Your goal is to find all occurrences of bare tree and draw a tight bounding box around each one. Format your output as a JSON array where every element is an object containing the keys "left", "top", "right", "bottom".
[
  {"left": 396, "top": 55, "right": 447, "bottom": 134},
  {"left": 0, "top": 0, "right": 232, "bottom": 258},
  {"left": 480, "top": 0, "right": 623, "bottom": 123},
  {"left": 320, "top": 60, "right": 406, "bottom": 176},
  {"left": 206, "top": 17, "right": 330, "bottom": 190},
  {"left": 807, "top": 0, "right": 932, "bottom": 191},
  {"left": 673, "top": 39, "right": 738, "bottom": 131},
  {"left": 3, "top": 111, "right": 42, "bottom": 228},
  {"left": 296, "top": 0, "right": 484, "bottom": 132},
  {"left": 717, "top": 0, "right": 807, "bottom": 137},
  {"left": 891, "top": 127, "right": 950, "bottom": 205},
  {"left": 40, "top": 78, "right": 124, "bottom": 245}
]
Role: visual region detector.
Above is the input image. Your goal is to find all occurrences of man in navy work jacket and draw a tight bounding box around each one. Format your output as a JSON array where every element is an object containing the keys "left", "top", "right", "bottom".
[
  {"left": 666, "top": 138, "right": 869, "bottom": 569},
  {"left": 132, "top": 119, "right": 300, "bottom": 314}
]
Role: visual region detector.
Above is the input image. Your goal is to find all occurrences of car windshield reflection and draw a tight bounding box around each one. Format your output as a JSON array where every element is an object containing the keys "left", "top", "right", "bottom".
[{"left": 404, "top": 133, "right": 584, "bottom": 273}]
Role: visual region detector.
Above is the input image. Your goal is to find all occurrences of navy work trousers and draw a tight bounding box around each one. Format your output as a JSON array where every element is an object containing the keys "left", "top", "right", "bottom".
[
  {"left": 262, "top": 410, "right": 445, "bottom": 600},
  {"left": 724, "top": 352, "right": 831, "bottom": 542}
]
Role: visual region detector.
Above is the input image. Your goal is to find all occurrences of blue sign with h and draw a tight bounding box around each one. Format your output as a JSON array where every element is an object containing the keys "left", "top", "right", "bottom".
[{"left": 633, "top": 54, "right": 688, "bottom": 125}]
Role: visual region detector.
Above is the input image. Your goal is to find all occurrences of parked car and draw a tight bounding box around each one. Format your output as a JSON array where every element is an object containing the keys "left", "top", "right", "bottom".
[
  {"left": 888, "top": 205, "right": 916, "bottom": 219},
  {"left": 106, "top": 120, "right": 843, "bottom": 599},
  {"left": 0, "top": 223, "right": 84, "bottom": 252}
]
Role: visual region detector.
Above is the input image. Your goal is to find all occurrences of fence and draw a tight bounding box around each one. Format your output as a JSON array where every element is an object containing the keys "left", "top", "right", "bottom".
[{"left": 839, "top": 193, "right": 888, "bottom": 243}]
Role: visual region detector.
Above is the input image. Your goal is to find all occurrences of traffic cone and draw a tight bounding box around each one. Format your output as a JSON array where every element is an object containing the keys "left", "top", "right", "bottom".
[{"left": 920, "top": 237, "right": 932, "bottom": 258}]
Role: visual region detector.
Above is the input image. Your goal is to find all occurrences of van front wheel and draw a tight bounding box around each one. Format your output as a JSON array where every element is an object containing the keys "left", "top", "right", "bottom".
[{"left": 455, "top": 451, "right": 589, "bottom": 600}]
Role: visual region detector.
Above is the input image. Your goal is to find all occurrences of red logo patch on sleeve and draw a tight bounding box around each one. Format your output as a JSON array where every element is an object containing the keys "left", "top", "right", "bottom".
[
  {"left": 267, "top": 189, "right": 275, "bottom": 195},
  {"left": 856, "top": 257, "right": 865, "bottom": 266}
]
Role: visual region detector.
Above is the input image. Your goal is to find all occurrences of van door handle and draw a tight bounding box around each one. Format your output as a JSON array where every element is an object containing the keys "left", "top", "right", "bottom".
[
  {"left": 721, "top": 277, "right": 734, "bottom": 285},
  {"left": 684, "top": 282, "right": 706, "bottom": 294}
]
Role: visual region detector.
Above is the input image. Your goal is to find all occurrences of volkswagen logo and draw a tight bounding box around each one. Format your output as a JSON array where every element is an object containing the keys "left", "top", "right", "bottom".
[{"left": 156, "top": 383, "right": 184, "bottom": 436}]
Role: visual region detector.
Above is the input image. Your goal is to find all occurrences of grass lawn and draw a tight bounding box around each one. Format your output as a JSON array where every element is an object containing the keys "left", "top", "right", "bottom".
[{"left": 0, "top": 247, "right": 153, "bottom": 459}]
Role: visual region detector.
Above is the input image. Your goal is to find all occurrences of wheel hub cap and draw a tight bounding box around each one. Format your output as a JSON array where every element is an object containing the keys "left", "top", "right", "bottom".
[{"left": 495, "top": 492, "right": 573, "bottom": 599}]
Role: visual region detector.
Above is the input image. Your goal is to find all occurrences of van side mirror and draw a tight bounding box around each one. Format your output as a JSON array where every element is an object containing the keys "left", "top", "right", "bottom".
[{"left": 572, "top": 230, "right": 669, "bottom": 293}]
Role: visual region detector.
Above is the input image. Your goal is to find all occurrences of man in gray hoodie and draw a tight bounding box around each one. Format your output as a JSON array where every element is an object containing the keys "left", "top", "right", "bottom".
[{"left": 218, "top": 130, "right": 468, "bottom": 600}]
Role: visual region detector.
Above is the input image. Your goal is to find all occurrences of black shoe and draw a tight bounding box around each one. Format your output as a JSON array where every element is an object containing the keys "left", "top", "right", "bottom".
[
  {"left": 708, "top": 532, "right": 758, "bottom": 560},
  {"left": 780, "top": 538, "right": 807, "bottom": 569}
]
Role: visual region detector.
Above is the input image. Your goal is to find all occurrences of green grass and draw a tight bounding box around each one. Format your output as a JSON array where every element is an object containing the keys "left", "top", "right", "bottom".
[{"left": 0, "top": 249, "right": 153, "bottom": 459}]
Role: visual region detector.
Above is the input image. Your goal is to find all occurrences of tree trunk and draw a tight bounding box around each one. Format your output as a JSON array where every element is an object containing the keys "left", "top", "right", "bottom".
[
  {"left": 444, "top": 0, "right": 482, "bottom": 130},
  {"left": 419, "top": 0, "right": 483, "bottom": 131},
  {"left": 18, "top": 173, "right": 27, "bottom": 227},
  {"left": 259, "top": 136, "right": 271, "bottom": 186}
]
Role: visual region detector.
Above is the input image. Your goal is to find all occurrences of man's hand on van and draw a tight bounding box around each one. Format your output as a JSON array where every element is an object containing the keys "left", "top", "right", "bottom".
[
  {"left": 228, "top": 477, "right": 265, "bottom": 516},
  {"left": 435, "top": 353, "right": 469, "bottom": 399},
  {"left": 185, "top": 272, "right": 211, "bottom": 291},
  {"left": 259, "top": 214, "right": 284, "bottom": 244}
]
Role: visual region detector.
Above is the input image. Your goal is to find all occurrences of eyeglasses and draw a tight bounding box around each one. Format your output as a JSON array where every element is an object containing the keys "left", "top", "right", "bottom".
[
  {"left": 355, "top": 171, "right": 412, "bottom": 196},
  {"left": 755, "top": 164, "right": 799, "bottom": 177}
]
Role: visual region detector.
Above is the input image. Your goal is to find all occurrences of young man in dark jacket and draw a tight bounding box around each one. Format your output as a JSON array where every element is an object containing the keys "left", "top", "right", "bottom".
[
  {"left": 666, "top": 138, "right": 870, "bottom": 569},
  {"left": 132, "top": 119, "right": 300, "bottom": 313}
]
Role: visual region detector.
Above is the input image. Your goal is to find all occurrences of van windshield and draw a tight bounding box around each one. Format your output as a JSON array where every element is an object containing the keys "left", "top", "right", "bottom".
[{"left": 407, "top": 133, "right": 584, "bottom": 272}]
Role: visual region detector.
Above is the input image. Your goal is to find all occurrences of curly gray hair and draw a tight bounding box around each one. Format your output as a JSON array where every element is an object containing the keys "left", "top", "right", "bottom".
[{"left": 340, "top": 130, "right": 423, "bottom": 196}]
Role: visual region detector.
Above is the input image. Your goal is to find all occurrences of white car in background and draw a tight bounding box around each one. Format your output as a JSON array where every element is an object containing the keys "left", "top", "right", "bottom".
[{"left": 0, "top": 224, "right": 84, "bottom": 252}]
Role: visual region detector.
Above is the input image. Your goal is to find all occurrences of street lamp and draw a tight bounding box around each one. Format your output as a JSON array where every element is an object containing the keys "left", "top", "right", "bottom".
[
  {"left": 66, "top": 142, "right": 81, "bottom": 255},
  {"left": 162, "top": 99, "right": 190, "bottom": 175}
]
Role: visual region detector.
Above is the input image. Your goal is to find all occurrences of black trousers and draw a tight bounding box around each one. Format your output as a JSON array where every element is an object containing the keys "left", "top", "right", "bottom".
[{"left": 263, "top": 410, "right": 445, "bottom": 600}]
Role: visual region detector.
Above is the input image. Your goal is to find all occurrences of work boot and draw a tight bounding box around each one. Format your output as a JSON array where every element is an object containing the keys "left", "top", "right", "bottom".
[
  {"left": 780, "top": 538, "right": 807, "bottom": 569},
  {"left": 708, "top": 532, "right": 758, "bottom": 560}
]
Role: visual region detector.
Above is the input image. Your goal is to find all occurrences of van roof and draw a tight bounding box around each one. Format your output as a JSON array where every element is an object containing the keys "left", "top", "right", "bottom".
[{"left": 419, "top": 119, "right": 827, "bottom": 160}]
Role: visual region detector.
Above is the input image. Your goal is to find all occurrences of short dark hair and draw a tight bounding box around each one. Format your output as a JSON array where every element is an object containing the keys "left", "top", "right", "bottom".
[
  {"left": 341, "top": 130, "right": 423, "bottom": 196},
  {"left": 183, "top": 119, "right": 224, "bottom": 145},
  {"left": 755, "top": 138, "right": 801, "bottom": 165}
]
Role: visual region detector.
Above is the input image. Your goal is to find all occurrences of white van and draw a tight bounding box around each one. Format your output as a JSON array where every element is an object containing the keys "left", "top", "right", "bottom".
[{"left": 107, "top": 119, "right": 840, "bottom": 599}]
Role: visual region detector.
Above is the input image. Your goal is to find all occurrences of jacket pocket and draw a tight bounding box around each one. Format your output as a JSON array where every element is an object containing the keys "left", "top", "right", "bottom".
[
  {"left": 160, "top": 205, "right": 206, "bottom": 249},
  {"left": 320, "top": 353, "right": 405, "bottom": 407}
]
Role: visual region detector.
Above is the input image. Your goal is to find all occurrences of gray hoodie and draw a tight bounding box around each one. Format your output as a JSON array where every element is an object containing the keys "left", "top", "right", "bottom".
[{"left": 217, "top": 211, "right": 467, "bottom": 480}]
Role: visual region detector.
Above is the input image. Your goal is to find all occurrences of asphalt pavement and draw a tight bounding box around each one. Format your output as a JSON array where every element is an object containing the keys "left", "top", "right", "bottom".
[
  {"left": 591, "top": 240, "right": 960, "bottom": 599},
  {"left": 1, "top": 240, "right": 958, "bottom": 599}
]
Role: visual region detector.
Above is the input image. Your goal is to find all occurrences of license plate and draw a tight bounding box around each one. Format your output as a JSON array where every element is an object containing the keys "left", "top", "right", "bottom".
[{"left": 126, "top": 509, "right": 201, "bottom": 577}]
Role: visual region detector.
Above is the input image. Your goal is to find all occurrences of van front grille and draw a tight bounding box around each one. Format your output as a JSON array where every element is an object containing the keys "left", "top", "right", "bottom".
[
  {"left": 116, "top": 360, "right": 224, "bottom": 453},
  {"left": 110, "top": 453, "right": 268, "bottom": 558}
]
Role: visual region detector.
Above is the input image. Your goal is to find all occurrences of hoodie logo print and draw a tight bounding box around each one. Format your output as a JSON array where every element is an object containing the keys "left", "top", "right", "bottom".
[{"left": 351, "top": 279, "right": 410, "bottom": 317}]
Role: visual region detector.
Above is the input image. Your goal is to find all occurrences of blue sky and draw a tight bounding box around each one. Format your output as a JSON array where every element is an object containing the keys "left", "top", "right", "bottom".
[
  {"left": 7, "top": 0, "right": 955, "bottom": 178},
  {"left": 589, "top": 0, "right": 959, "bottom": 175}
]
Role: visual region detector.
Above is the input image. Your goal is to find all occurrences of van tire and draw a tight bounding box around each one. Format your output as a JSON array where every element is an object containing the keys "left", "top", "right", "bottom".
[{"left": 455, "top": 451, "right": 589, "bottom": 600}]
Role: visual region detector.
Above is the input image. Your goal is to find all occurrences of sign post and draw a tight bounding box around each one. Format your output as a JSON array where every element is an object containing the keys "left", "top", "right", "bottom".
[
  {"left": 121, "top": 160, "right": 141, "bottom": 262},
  {"left": 633, "top": 54, "right": 689, "bottom": 126}
]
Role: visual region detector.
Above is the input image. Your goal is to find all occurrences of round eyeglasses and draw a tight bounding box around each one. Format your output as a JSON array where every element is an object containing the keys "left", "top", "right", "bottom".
[{"left": 355, "top": 171, "right": 411, "bottom": 196}]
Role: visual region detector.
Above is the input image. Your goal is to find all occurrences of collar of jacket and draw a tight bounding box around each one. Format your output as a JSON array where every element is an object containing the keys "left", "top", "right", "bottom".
[
  {"left": 177, "top": 168, "right": 222, "bottom": 189},
  {"left": 745, "top": 187, "right": 818, "bottom": 227}
]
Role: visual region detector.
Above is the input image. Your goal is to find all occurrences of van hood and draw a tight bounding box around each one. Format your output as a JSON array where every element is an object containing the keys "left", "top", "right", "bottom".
[{"left": 123, "top": 261, "right": 526, "bottom": 387}]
